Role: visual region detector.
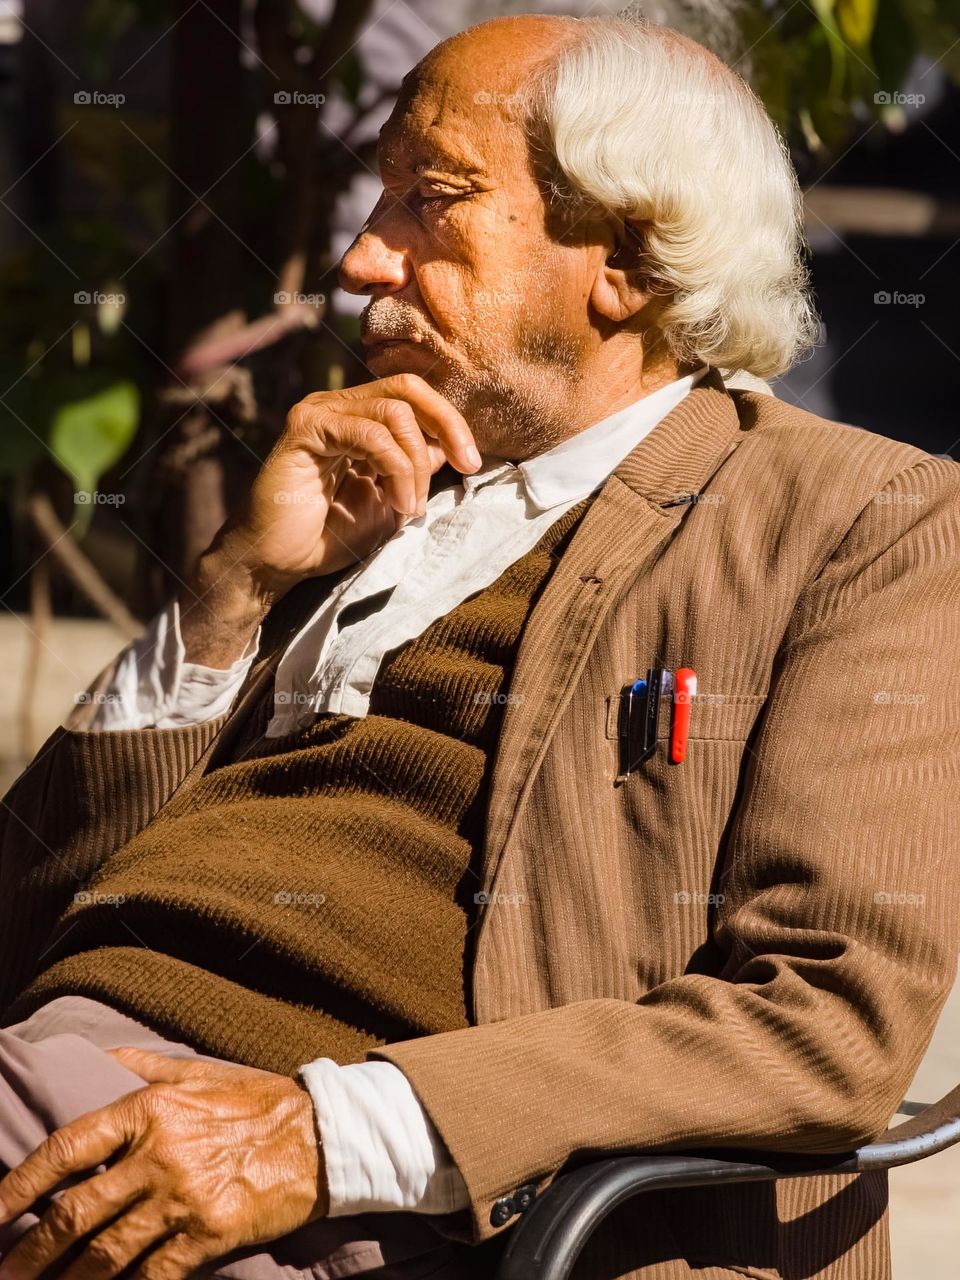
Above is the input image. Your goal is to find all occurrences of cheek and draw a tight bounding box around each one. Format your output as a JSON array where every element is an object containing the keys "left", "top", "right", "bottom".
[
  {"left": 412, "top": 210, "right": 589, "bottom": 343},
  {"left": 414, "top": 261, "right": 472, "bottom": 333}
]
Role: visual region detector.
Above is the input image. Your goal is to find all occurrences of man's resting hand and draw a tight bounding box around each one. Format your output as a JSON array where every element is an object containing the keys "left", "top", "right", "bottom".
[
  {"left": 178, "top": 372, "right": 481, "bottom": 668},
  {"left": 0, "top": 1047, "right": 329, "bottom": 1280}
]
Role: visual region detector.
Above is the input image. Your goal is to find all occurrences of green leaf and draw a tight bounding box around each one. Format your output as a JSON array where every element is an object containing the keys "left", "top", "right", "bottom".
[
  {"left": 811, "top": 0, "right": 850, "bottom": 97},
  {"left": 836, "top": 0, "right": 879, "bottom": 46},
  {"left": 48, "top": 380, "right": 140, "bottom": 499}
]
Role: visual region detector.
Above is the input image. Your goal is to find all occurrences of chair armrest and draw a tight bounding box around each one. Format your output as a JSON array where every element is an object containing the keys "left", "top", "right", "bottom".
[{"left": 495, "top": 1084, "right": 960, "bottom": 1280}]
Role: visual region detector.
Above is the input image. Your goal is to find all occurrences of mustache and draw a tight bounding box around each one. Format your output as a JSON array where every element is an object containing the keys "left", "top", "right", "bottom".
[{"left": 359, "top": 299, "right": 439, "bottom": 346}]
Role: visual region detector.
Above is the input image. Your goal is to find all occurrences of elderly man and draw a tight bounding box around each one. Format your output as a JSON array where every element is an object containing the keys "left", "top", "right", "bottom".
[{"left": 1, "top": 11, "right": 958, "bottom": 1280}]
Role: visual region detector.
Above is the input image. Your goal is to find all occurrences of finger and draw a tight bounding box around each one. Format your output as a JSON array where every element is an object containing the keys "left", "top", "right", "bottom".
[
  {"left": 0, "top": 1100, "right": 135, "bottom": 1225},
  {"left": 291, "top": 413, "right": 419, "bottom": 517},
  {"left": 341, "top": 373, "right": 481, "bottom": 473},
  {"left": 0, "top": 1168, "right": 145, "bottom": 1280},
  {"left": 353, "top": 442, "right": 447, "bottom": 479},
  {"left": 57, "top": 1199, "right": 174, "bottom": 1280},
  {"left": 360, "top": 397, "right": 432, "bottom": 514},
  {"left": 326, "top": 469, "right": 409, "bottom": 548},
  {"left": 104, "top": 1047, "right": 217, "bottom": 1086},
  {"left": 128, "top": 1231, "right": 213, "bottom": 1280}
]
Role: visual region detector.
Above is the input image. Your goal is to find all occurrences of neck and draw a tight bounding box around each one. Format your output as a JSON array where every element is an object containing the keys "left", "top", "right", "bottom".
[{"left": 564, "top": 346, "right": 700, "bottom": 433}]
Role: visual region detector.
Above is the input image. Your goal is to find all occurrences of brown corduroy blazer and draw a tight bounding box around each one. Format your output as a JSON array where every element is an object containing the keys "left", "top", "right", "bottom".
[{"left": 3, "top": 367, "right": 959, "bottom": 1280}]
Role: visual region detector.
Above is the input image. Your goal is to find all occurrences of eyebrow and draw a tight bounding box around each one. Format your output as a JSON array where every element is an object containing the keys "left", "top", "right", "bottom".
[
  {"left": 377, "top": 119, "right": 489, "bottom": 181},
  {"left": 380, "top": 142, "right": 481, "bottom": 176}
]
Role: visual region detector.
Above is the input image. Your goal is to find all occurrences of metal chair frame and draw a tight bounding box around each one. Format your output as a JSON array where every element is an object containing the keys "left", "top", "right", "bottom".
[{"left": 495, "top": 1084, "right": 960, "bottom": 1279}]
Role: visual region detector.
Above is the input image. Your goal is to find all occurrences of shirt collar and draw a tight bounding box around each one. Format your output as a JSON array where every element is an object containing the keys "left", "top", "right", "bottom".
[{"left": 461, "top": 365, "right": 709, "bottom": 512}]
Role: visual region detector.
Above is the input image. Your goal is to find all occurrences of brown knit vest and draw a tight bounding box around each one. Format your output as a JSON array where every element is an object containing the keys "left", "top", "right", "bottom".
[{"left": 6, "top": 497, "right": 594, "bottom": 1075}]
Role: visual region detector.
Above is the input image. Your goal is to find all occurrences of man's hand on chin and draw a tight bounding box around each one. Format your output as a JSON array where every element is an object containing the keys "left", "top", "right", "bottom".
[{"left": 0, "top": 1047, "right": 329, "bottom": 1280}]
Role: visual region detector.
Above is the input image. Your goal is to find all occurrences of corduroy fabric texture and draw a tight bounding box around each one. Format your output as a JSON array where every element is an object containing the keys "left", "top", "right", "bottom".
[
  {"left": 2, "top": 497, "right": 594, "bottom": 1076},
  {"left": 2, "top": 369, "right": 959, "bottom": 1279}
]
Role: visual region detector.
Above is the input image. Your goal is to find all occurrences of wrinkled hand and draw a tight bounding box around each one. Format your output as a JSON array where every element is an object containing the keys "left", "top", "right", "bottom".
[
  {"left": 219, "top": 371, "right": 481, "bottom": 596},
  {"left": 0, "top": 1047, "right": 328, "bottom": 1280},
  {"left": 177, "top": 371, "right": 481, "bottom": 668}
]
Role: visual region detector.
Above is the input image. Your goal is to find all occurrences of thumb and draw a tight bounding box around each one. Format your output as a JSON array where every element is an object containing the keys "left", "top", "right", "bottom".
[
  {"left": 426, "top": 443, "right": 449, "bottom": 472},
  {"left": 105, "top": 1045, "right": 211, "bottom": 1083}
]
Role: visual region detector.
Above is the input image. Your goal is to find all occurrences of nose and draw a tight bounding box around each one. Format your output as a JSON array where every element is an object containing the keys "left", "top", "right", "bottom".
[{"left": 338, "top": 195, "right": 410, "bottom": 297}]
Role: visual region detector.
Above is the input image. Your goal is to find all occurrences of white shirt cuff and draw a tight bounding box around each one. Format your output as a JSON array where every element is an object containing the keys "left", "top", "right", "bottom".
[
  {"left": 75, "top": 601, "right": 259, "bottom": 731},
  {"left": 296, "top": 1058, "right": 469, "bottom": 1216}
]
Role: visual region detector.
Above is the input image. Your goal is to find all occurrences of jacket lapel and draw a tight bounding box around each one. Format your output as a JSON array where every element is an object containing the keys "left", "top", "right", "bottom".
[{"left": 477, "top": 368, "right": 746, "bottom": 904}]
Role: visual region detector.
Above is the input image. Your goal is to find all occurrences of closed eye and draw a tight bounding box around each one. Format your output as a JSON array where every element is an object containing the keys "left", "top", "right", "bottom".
[
  {"left": 410, "top": 184, "right": 467, "bottom": 214},
  {"left": 420, "top": 181, "right": 467, "bottom": 198}
]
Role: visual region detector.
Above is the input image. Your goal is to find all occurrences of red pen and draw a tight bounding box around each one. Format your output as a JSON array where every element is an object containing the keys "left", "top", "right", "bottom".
[{"left": 670, "top": 667, "right": 698, "bottom": 764}]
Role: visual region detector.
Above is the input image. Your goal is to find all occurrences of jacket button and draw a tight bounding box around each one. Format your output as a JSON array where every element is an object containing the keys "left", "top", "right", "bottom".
[
  {"left": 489, "top": 1196, "right": 515, "bottom": 1227},
  {"left": 514, "top": 1183, "right": 538, "bottom": 1213}
]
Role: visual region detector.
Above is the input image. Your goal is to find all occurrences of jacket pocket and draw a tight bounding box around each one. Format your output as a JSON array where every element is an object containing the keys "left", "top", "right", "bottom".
[{"left": 605, "top": 691, "right": 767, "bottom": 743}]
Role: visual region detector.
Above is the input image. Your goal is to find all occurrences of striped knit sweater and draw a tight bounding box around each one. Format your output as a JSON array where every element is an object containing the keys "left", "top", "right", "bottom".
[{"left": 3, "top": 497, "right": 594, "bottom": 1076}]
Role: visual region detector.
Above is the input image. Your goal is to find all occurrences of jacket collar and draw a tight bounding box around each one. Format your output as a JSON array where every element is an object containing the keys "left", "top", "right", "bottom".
[{"left": 611, "top": 364, "right": 744, "bottom": 505}]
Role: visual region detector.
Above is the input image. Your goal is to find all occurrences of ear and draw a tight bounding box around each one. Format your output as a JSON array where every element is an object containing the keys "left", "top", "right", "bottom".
[{"left": 589, "top": 220, "right": 655, "bottom": 324}]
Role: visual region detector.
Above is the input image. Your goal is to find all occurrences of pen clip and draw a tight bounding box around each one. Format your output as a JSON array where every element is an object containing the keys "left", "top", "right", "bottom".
[{"left": 616, "top": 681, "right": 638, "bottom": 782}]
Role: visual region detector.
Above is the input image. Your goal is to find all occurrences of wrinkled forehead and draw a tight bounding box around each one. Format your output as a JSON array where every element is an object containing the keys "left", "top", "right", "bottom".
[{"left": 377, "top": 39, "right": 541, "bottom": 178}]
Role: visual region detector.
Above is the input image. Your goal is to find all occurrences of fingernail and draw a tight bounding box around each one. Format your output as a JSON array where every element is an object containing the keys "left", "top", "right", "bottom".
[{"left": 464, "top": 444, "right": 482, "bottom": 469}]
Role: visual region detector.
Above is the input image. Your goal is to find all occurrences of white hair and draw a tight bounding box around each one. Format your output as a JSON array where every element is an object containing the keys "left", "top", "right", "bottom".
[{"left": 521, "top": 12, "right": 819, "bottom": 379}]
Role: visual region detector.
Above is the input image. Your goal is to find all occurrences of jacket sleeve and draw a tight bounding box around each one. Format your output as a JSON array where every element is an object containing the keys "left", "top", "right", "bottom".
[
  {"left": 0, "top": 670, "right": 224, "bottom": 1016},
  {"left": 368, "top": 454, "right": 960, "bottom": 1243}
]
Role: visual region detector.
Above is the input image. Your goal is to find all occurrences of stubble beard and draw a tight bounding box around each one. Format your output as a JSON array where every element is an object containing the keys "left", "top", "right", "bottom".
[
  {"left": 430, "top": 331, "right": 587, "bottom": 461},
  {"left": 362, "top": 295, "right": 588, "bottom": 461}
]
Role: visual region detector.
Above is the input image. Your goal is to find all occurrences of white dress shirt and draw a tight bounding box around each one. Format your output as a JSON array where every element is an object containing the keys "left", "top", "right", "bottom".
[{"left": 78, "top": 365, "right": 707, "bottom": 1216}]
